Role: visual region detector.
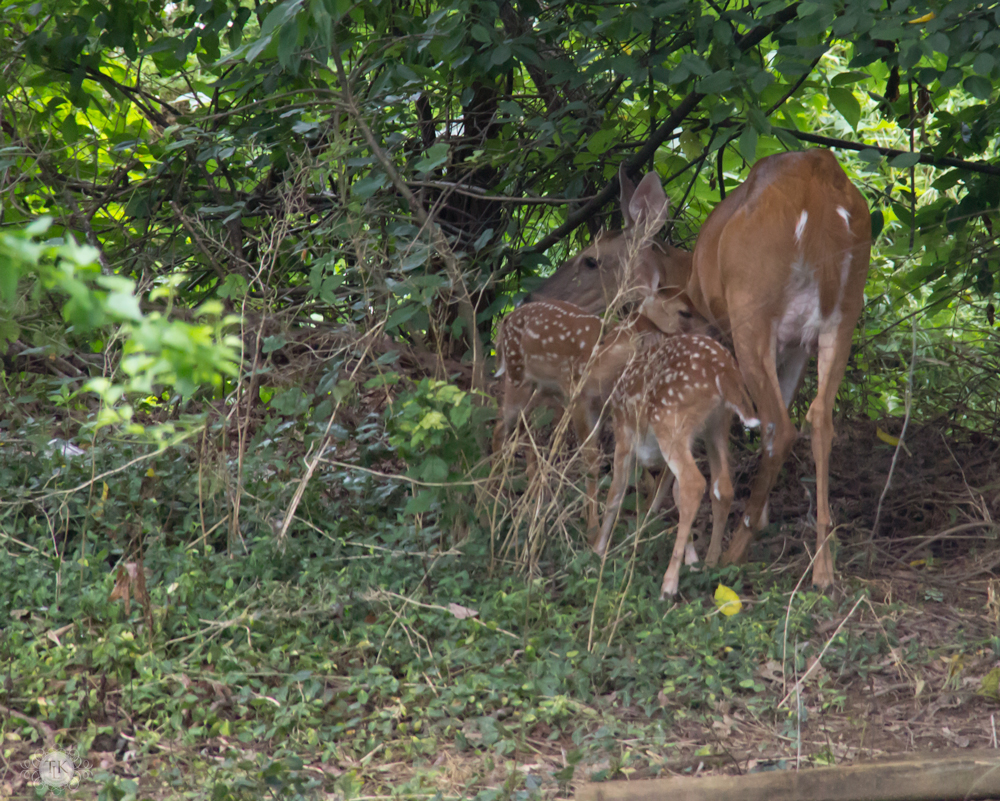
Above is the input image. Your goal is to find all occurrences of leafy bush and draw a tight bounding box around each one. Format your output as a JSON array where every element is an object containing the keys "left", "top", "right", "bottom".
[{"left": 387, "top": 378, "right": 494, "bottom": 538}]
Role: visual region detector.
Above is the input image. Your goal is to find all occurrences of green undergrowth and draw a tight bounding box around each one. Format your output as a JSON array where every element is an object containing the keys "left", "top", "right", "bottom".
[
  {"left": 0, "top": 399, "right": 912, "bottom": 800},
  {"left": 2, "top": 489, "right": 898, "bottom": 798}
]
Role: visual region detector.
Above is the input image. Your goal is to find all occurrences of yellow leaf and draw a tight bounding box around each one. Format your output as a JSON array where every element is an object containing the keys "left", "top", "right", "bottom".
[
  {"left": 876, "top": 427, "right": 899, "bottom": 446},
  {"left": 909, "top": 12, "right": 935, "bottom": 23},
  {"left": 876, "top": 427, "right": 911, "bottom": 455},
  {"left": 714, "top": 584, "right": 742, "bottom": 616},
  {"left": 977, "top": 667, "right": 1000, "bottom": 702}
]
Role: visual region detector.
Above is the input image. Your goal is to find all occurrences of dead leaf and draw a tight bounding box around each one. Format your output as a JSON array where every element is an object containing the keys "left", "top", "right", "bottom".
[
  {"left": 448, "top": 603, "right": 478, "bottom": 620},
  {"left": 46, "top": 624, "right": 73, "bottom": 647}
]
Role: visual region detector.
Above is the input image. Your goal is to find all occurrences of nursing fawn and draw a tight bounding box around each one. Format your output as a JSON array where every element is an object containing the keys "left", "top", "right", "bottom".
[
  {"left": 493, "top": 290, "right": 698, "bottom": 534},
  {"left": 594, "top": 334, "right": 758, "bottom": 598}
]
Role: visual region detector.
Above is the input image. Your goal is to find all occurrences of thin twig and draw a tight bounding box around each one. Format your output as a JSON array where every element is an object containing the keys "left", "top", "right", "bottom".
[
  {"left": 869, "top": 322, "right": 918, "bottom": 548},
  {"left": 778, "top": 596, "right": 865, "bottom": 709}
]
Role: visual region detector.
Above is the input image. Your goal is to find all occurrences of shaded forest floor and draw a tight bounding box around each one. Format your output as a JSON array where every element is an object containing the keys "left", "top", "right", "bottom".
[{"left": 2, "top": 380, "right": 999, "bottom": 799}]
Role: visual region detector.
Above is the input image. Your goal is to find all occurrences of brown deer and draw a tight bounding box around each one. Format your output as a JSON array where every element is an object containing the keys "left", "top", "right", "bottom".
[
  {"left": 595, "top": 332, "right": 759, "bottom": 598},
  {"left": 493, "top": 290, "right": 700, "bottom": 535},
  {"left": 528, "top": 167, "right": 692, "bottom": 313},
  {"left": 533, "top": 151, "right": 871, "bottom": 589}
]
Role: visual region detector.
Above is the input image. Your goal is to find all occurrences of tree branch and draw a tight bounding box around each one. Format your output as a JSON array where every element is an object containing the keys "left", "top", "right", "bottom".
[
  {"left": 776, "top": 128, "right": 1000, "bottom": 177},
  {"left": 331, "top": 52, "right": 486, "bottom": 394},
  {"left": 517, "top": 3, "right": 803, "bottom": 259}
]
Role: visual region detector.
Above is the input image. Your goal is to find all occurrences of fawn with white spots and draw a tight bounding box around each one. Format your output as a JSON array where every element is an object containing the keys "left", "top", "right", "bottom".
[
  {"left": 493, "top": 289, "right": 700, "bottom": 535},
  {"left": 532, "top": 150, "right": 871, "bottom": 590},
  {"left": 594, "top": 333, "right": 759, "bottom": 598}
]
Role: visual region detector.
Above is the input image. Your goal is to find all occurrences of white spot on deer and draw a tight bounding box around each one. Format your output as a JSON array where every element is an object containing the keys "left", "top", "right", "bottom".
[
  {"left": 713, "top": 479, "right": 721, "bottom": 500},
  {"left": 837, "top": 206, "right": 851, "bottom": 228},
  {"left": 795, "top": 210, "right": 808, "bottom": 242}
]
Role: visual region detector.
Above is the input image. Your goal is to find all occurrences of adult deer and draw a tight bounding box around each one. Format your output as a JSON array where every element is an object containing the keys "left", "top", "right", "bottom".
[
  {"left": 493, "top": 290, "right": 700, "bottom": 535},
  {"left": 528, "top": 167, "right": 692, "bottom": 313},
  {"left": 532, "top": 150, "right": 871, "bottom": 589},
  {"left": 686, "top": 149, "right": 870, "bottom": 588},
  {"left": 594, "top": 333, "right": 758, "bottom": 598}
]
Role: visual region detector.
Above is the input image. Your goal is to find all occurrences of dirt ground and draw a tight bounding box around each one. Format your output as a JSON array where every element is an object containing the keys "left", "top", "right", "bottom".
[{"left": 540, "top": 416, "right": 1000, "bottom": 792}]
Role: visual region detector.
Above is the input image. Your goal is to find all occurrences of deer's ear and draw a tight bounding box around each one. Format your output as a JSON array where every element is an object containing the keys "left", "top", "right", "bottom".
[
  {"left": 619, "top": 165, "right": 637, "bottom": 229},
  {"left": 627, "top": 172, "right": 670, "bottom": 235}
]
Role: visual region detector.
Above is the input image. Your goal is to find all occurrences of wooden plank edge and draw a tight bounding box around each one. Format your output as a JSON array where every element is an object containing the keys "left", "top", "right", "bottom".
[{"left": 575, "top": 749, "right": 1000, "bottom": 801}]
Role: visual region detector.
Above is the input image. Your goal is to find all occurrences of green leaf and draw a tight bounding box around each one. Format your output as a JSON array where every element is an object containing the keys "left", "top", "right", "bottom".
[
  {"left": 404, "top": 490, "right": 435, "bottom": 515},
  {"left": 449, "top": 401, "right": 471, "bottom": 428},
  {"left": 352, "top": 172, "right": 386, "bottom": 200},
  {"left": 0, "top": 260, "right": 17, "bottom": 304},
  {"left": 831, "top": 70, "right": 869, "bottom": 87},
  {"left": 363, "top": 372, "right": 400, "bottom": 389},
  {"left": 106, "top": 291, "right": 143, "bottom": 322},
  {"left": 963, "top": 75, "right": 993, "bottom": 101},
  {"left": 696, "top": 70, "right": 733, "bottom": 95},
  {"left": 263, "top": 334, "right": 289, "bottom": 354},
  {"left": 827, "top": 87, "right": 860, "bottom": 130},
  {"left": 738, "top": 126, "right": 757, "bottom": 163},
  {"left": 747, "top": 106, "right": 770, "bottom": 134},
  {"left": 889, "top": 152, "right": 921, "bottom": 169},
  {"left": 774, "top": 127, "right": 801, "bottom": 150},
  {"left": 870, "top": 209, "right": 884, "bottom": 239},
  {"left": 277, "top": 19, "right": 299, "bottom": 69},
  {"left": 925, "top": 32, "right": 949, "bottom": 55},
  {"left": 939, "top": 67, "right": 962, "bottom": 88},
  {"left": 414, "top": 142, "right": 450, "bottom": 175},
  {"left": 586, "top": 128, "right": 617, "bottom": 155},
  {"left": 973, "top": 52, "right": 996, "bottom": 76},
  {"left": 490, "top": 43, "right": 512, "bottom": 66},
  {"left": 856, "top": 147, "right": 883, "bottom": 165},
  {"left": 421, "top": 455, "right": 449, "bottom": 483},
  {"left": 931, "top": 170, "right": 962, "bottom": 191},
  {"left": 470, "top": 24, "right": 492, "bottom": 43},
  {"left": 385, "top": 303, "right": 420, "bottom": 330}
]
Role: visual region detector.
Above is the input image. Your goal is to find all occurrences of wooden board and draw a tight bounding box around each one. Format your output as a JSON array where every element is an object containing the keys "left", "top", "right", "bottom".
[{"left": 575, "top": 750, "right": 1000, "bottom": 801}]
